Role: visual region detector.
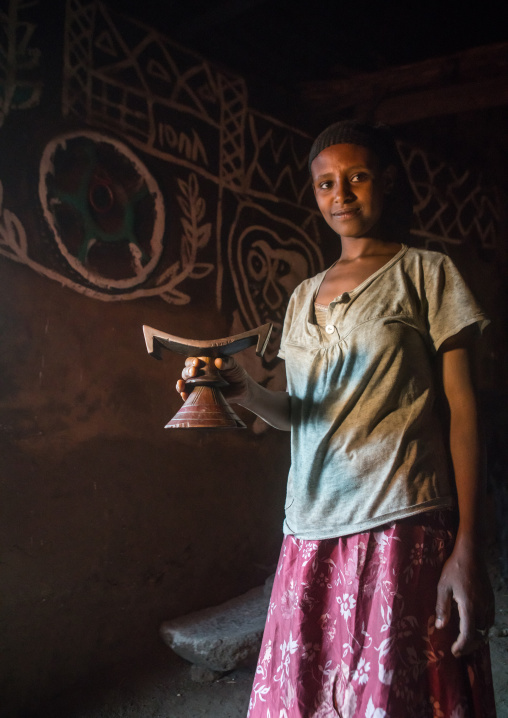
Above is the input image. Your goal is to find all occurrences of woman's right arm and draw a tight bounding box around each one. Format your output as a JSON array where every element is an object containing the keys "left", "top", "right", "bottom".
[{"left": 176, "top": 356, "right": 291, "bottom": 431}]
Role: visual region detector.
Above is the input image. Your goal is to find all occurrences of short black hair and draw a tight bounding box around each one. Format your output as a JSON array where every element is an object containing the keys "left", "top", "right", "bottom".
[{"left": 309, "top": 119, "right": 400, "bottom": 172}]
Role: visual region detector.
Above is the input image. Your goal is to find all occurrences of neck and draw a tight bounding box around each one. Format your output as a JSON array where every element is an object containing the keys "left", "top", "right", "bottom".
[{"left": 339, "top": 237, "right": 401, "bottom": 262}]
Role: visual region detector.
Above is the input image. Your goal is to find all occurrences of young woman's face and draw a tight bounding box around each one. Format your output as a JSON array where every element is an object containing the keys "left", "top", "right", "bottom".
[{"left": 311, "top": 143, "right": 393, "bottom": 241}]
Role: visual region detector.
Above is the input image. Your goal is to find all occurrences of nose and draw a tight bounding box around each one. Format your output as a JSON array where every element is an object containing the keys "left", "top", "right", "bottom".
[{"left": 333, "top": 178, "right": 354, "bottom": 204}]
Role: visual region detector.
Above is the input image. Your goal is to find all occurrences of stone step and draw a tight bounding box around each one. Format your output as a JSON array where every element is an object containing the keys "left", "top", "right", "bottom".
[{"left": 160, "top": 581, "right": 272, "bottom": 673}]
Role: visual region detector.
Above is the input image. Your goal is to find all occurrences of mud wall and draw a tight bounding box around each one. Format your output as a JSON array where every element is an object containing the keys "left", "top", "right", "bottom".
[{"left": 0, "top": 1, "right": 506, "bottom": 715}]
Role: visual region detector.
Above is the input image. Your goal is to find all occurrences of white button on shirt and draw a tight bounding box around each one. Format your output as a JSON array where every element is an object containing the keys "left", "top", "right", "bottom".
[{"left": 325, "top": 324, "right": 335, "bottom": 334}]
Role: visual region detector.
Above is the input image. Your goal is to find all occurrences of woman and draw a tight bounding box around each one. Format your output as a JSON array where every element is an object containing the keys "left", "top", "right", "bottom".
[{"left": 178, "top": 121, "right": 496, "bottom": 717}]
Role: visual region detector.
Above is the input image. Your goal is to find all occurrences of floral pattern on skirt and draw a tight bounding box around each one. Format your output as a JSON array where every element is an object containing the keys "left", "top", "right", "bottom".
[{"left": 248, "top": 511, "right": 496, "bottom": 718}]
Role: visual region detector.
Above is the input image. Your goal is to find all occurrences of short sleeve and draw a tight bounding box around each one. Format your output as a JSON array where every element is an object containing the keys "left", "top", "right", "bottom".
[{"left": 424, "top": 254, "right": 490, "bottom": 351}]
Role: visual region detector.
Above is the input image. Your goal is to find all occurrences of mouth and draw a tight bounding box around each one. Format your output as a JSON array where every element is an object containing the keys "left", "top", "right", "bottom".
[{"left": 332, "top": 208, "right": 360, "bottom": 221}]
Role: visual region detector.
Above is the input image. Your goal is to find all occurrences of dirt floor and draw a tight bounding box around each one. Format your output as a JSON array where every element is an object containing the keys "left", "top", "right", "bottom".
[
  {"left": 489, "top": 569, "right": 508, "bottom": 718},
  {"left": 38, "top": 647, "right": 254, "bottom": 718},
  {"left": 36, "top": 571, "right": 508, "bottom": 718}
]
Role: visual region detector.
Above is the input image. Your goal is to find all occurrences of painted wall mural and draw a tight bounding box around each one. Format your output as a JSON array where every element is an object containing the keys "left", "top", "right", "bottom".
[
  {"left": 0, "top": 0, "right": 503, "bottom": 347},
  {"left": 0, "top": 178, "right": 27, "bottom": 262},
  {"left": 0, "top": 0, "right": 42, "bottom": 127},
  {"left": 60, "top": 0, "right": 320, "bottom": 317},
  {"left": 400, "top": 142, "right": 501, "bottom": 254},
  {"left": 40, "top": 131, "right": 166, "bottom": 291},
  {"left": 227, "top": 201, "right": 323, "bottom": 367}
]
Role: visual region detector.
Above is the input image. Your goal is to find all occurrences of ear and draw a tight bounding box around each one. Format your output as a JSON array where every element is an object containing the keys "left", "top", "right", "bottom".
[{"left": 382, "top": 165, "right": 397, "bottom": 195}]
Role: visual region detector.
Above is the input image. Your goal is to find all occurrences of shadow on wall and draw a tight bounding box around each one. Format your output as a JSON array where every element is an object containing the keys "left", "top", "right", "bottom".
[{"left": 0, "top": 0, "right": 507, "bottom": 715}]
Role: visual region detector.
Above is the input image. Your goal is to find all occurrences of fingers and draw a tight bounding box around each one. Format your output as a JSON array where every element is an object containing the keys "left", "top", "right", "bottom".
[
  {"left": 183, "top": 356, "right": 231, "bottom": 377},
  {"left": 182, "top": 357, "right": 201, "bottom": 380},
  {"left": 435, "top": 553, "right": 495, "bottom": 657},
  {"left": 435, "top": 581, "right": 452, "bottom": 630},
  {"left": 451, "top": 606, "right": 490, "bottom": 657},
  {"left": 435, "top": 587, "right": 493, "bottom": 656},
  {"left": 451, "top": 599, "right": 475, "bottom": 657},
  {"left": 214, "top": 356, "right": 234, "bottom": 371},
  {"left": 450, "top": 594, "right": 493, "bottom": 656},
  {"left": 435, "top": 591, "right": 484, "bottom": 657},
  {"left": 175, "top": 378, "right": 189, "bottom": 402},
  {"left": 435, "top": 580, "right": 481, "bottom": 656},
  {"left": 176, "top": 357, "right": 202, "bottom": 402},
  {"left": 176, "top": 355, "right": 245, "bottom": 402}
]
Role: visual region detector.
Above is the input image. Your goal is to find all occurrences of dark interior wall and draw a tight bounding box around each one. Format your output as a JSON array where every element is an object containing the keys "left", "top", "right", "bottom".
[
  {"left": 1, "top": 1, "right": 314, "bottom": 714},
  {"left": 1, "top": 2, "right": 507, "bottom": 716},
  {"left": 0, "top": 259, "right": 290, "bottom": 715}
]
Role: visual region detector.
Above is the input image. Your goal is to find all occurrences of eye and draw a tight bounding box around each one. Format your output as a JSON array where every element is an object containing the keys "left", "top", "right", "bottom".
[
  {"left": 318, "top": 180, "right": 332, "bottom": 190},
  {"left": 350, "top": 172, "right": 369, "bottom": 183}
]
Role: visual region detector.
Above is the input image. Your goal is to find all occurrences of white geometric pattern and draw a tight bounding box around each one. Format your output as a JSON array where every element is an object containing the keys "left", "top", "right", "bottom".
[{"left": 399, "top": 142, "right": 500, "bottom": 250}]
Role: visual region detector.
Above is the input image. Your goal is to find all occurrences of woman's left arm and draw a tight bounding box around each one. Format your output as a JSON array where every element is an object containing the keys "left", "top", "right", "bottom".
[{"left": 434, "top": 329, "right": 495, "bottom": 656}]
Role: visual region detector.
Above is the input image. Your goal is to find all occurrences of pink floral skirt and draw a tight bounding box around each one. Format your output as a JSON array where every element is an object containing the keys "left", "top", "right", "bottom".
[{"left": 248, "top": 511, "right": 496, "bottom": 718}]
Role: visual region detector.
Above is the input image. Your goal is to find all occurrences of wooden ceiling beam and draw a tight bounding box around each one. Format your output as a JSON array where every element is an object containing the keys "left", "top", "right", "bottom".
[
  {"left": 301, "top": 42, "right": 508, "bottom": 123},
  {"left": 374, "top": 74, "right": 508, "bottom": 125}
]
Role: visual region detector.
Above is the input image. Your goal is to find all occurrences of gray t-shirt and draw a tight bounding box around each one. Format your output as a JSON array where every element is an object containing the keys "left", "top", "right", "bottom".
[{"left": 278, "top": 245, "right": 489, "bottom": 540}]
